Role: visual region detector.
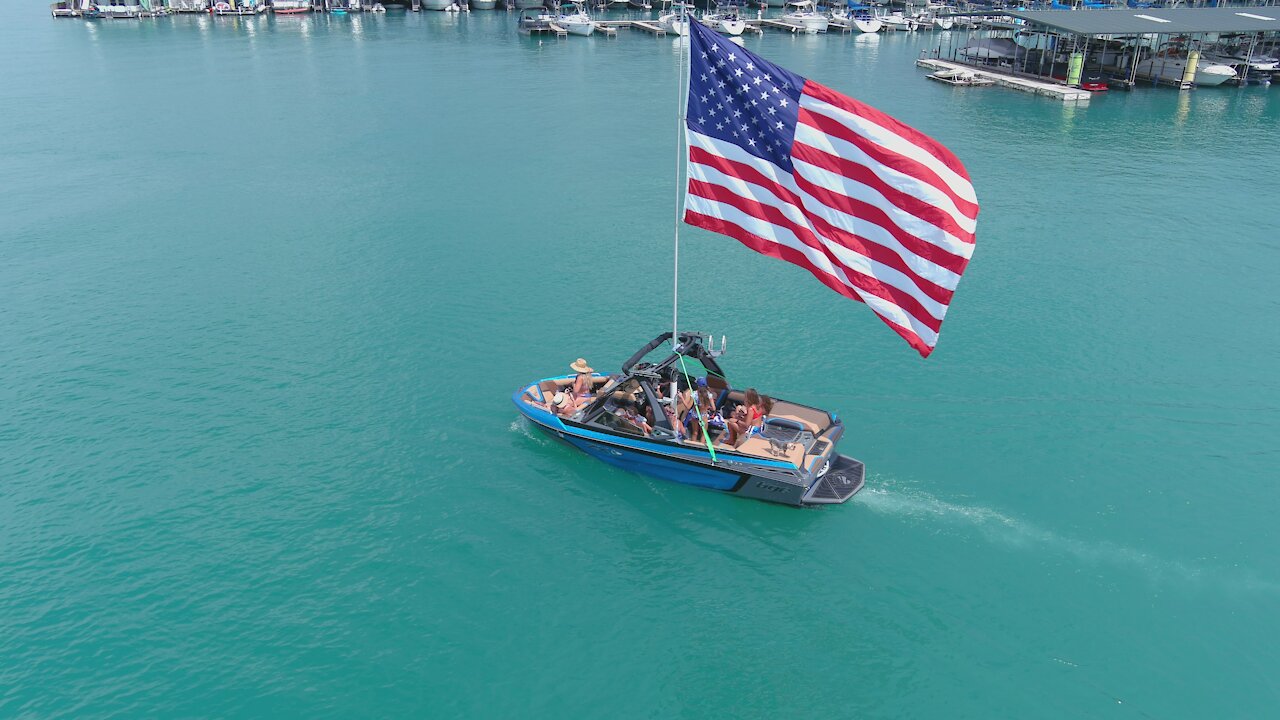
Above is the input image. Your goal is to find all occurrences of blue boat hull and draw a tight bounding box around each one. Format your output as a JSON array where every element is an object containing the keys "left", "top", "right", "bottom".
[{"left": 511, "top": 384, "right": 841, "bottom": 505}]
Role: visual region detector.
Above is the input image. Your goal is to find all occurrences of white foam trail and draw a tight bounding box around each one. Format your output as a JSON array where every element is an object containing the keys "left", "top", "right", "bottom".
[
  {"left": 509, "top": 418, "right": 548, "bottom": 446},
  {"left": 861, "top": 481, "right": 1280, "bottom": 594}
]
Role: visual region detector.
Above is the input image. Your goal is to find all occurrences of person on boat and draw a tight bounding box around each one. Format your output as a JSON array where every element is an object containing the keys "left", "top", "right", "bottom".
[
  {"left": 617, "top": 401, "right": 652, "bottom": 435},
  {"left": 570, "top": 358, "right": 594, "bottom": 398},
  {"left": 726, "top": 388, "right": 763, "bottom": 446},
  {"left": 652, "top": 383, "right": 686, "bottom": 439},
  {"left": 550, "top": 391, "right": 578, "bottom": 418},
  {"left": 684, "top": 378, "right": 714, "bottom": 443}
]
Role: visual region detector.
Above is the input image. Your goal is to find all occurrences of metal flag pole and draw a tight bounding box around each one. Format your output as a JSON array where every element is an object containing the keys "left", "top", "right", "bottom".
[{"left": 671, "top": 3, "right": 690, "bottom": 349}]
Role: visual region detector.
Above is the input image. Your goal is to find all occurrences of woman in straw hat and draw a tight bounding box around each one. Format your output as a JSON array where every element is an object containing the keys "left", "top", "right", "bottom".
[
  {"left": 570, "top": 358, "right": 595, "bottom": 398},
  {"left": 550, "top": 391, "right": 578, "bottom": 418}
]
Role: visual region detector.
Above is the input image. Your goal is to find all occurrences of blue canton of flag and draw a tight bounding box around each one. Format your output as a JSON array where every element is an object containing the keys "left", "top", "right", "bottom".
[{"left": 685, "top": 26, "right": 806, "bottom": 173}]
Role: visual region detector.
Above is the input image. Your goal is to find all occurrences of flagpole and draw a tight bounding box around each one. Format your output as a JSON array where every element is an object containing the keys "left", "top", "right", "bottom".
[{"left": 671, "top": 4, "right": 689, "bottom": 349}]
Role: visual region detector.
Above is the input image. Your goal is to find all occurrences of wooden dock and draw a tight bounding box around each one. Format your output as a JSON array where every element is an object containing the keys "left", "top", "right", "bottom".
[{"left": 915, "top": 57, "right": 1092, "bottom": 102}]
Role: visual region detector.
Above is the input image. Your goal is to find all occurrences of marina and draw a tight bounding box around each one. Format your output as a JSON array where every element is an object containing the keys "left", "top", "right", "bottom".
[{"left": 48, "top": 0, "right": 1280, "bottom": 100}]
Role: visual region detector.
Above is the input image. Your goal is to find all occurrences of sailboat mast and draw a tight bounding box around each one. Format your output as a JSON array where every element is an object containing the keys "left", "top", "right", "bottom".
[{"left": 671, "top": 4, "right": 689, "bottom": 349}]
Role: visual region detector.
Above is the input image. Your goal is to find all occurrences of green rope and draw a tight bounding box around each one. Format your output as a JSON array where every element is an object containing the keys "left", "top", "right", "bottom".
[{"left": 676, "top": 353, "right": 717, "bottom": 463}]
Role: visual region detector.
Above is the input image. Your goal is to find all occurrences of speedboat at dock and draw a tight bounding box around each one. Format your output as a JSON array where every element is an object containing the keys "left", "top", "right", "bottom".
[{"left": 512, "top": 333, "right": 866, "bottom": 507}]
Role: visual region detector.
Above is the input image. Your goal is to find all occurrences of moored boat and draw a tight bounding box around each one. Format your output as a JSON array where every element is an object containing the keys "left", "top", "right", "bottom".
[
  {"left": 556, "top": 1, "right": 595, "bottom": 35},
  {"left": 700, "top": 1, "right": 744, "bottom": 36},
  {"left": 781, "top": 0, "right": 828, "bottom": 33},
  {"left": 517, "top": 5, "right": 553, "bottom": 30},
  {"left": 272, "top": 0, "right": 311, "bottom": 12},
  {"left": 513, "top": 333, "right": 866, "bottom": 507},
  {"left": 656, "top": 2, "right": 691, "bottom": 35},
  {"left": 470, "top": 0, "right": 496, "bottom": 8},
  {"left": 1136, "top": 45, "right": 1235, "bottom": 87},
  {"left": 829, "top": 1, "right": 881, "bottom": 33}
]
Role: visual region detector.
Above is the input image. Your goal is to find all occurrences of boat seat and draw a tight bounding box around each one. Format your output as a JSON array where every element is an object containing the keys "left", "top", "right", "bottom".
[{"left": 766, "top": 413, "right": 820, "bottom": 435}]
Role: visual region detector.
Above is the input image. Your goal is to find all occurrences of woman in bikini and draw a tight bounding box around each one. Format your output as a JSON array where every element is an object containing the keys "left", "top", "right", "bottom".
[
  {"left": 570, "top": 358, "right": 595, "bottom": 399},
  {"left": 726, "top": 388, "right": 763, "bottom": 447}
]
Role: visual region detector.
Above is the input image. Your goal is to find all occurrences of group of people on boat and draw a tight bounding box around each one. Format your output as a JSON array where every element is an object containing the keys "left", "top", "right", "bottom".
[{"left": 546, "top": 356, "right": 775, "bottom": 449}]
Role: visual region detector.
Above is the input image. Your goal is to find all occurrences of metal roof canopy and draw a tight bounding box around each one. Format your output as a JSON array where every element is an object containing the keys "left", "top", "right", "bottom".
[{"left": 999, "top": 8, "right": 1280, "bottom": 35}]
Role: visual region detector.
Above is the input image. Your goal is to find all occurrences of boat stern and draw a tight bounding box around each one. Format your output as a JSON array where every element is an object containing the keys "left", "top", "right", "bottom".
[{"left": 801, "top": 454, "right": 866, "bottom": 504}]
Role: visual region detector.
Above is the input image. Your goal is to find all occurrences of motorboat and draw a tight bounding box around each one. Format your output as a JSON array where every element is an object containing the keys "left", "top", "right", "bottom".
[
  {"left": 420, "top": 0, "right": 452, "bottom": 9},
  {"left": 656, "top": 2, "right": 691, "bottom": 35},
  {"left": 470, "top": 0, "right": 496, "bottom": 7},
  {"left": 96, "top": 2, "right": 144, "bottom": 17},
  {"left": 879, "top": 11, "right": 917, "bottom": 31},
  {"left": 781, "top": 0, "right": 828, "bottom": 33},
  {"left": 928, "top": 68, "right": 994, "bottom": 86},
  {"left": 272, "top": 0, "right": 310, "bottom": 12},
  {"left": 517, "top": 5, "right": 553, "bottom": 30},
  {"left": 51, "top": 1, "right": 84, "bottom": 16},
  {"left": 959, "top": 36, "right": 1027, "bottom": 64},
  {"left": 556, "top": 1, "right": 595, "bottom": 35},
  {"left": 513, "top": 333, "right": 866, "bottom": 507},
  {"left": 700, "top": 1, "right": 745, "bottom": 36},
  {"left": 829, "top": 1, "right": 881, "bottom": 33},
  {"left": 216, "top": 0, "right": 265, "bottom": 13},
  {"left": 1201, "top": 42, "right": 1279, "bottom": 73},
  {"left": 1136, "top": 45, "right": 1236, "bottom": 87}
]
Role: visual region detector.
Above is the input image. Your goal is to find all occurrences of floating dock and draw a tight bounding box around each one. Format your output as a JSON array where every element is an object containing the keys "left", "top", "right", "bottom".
[{"left": 916, "top": 57, "right": 1092, "bottom": 102}]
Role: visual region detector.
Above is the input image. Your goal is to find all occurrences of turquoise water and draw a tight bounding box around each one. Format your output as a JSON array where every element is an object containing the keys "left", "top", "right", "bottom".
[{"left": 4, "top": 6, "right": 1279, "bottom": 718}]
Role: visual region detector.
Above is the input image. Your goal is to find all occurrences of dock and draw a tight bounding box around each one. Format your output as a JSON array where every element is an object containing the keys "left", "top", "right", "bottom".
[
  {"left": 915, "top": 57, "right": 1092, "bottom": 102},
  {"left": 747, "top": 18, "right": 824, "bottom": 34}
]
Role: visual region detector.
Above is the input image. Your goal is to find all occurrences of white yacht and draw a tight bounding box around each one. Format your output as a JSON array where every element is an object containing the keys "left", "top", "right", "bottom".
[
  {"left": 1201, "top": 42, "right": 1279, "bottom": 73},
  {"left": 1136, "top": 45, "right": 1236, "bottom": 87},
  {"left": 701, "top": 2, "right": 745, "bottom": 36},
  {"left": 830, "top": 2, "right": 881, "bottom": 33},
  {"left": 879, "top": 10, "right": 917, "bottom": 31},
  {"left": 657, "top": 2, "right": 691, "bottom": 36},
  {"left": 556, "top": 1, "right": 595, "bottom": 35},
  {"left": 781, "top": 0, "right": 828, "bottom": 33}
]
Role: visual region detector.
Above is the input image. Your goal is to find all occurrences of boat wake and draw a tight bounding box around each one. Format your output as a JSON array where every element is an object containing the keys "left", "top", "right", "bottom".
[
  {"left": 860, "top": 480, "right": 1280, "bottom": 595},
  {"left": 509, "top": 417, "right": 549, "bottom": 446}
]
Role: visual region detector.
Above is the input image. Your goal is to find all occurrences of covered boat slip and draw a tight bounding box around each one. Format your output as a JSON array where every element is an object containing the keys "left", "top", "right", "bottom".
[{"left": 926, "top": 6, "right": 1280, "bottom": 92}]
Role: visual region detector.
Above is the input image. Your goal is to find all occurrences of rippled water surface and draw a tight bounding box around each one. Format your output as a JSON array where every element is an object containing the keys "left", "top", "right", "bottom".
[{"left": 3, "top": 6, "right": 1278, "bottom": 718}]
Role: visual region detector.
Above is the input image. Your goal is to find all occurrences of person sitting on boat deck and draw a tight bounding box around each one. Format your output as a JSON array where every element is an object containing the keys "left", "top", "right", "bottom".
[
  {"left": 550, "top": 391, "right": 579, "bottom": 418},
  {"left": 662, "top": 398, "right": 686, "bottom": 439},
  {"left": 725, "top": 388, "right": 764, "bottom": 447},
  {"left": 570, "top": 358, "right": 595, "bottom": 399},
  {"left": 685, "top": 378, "right": 721, "bottom": 443},
  {"left": 617, "top": 400, "right": 653, "bottom": 435}
]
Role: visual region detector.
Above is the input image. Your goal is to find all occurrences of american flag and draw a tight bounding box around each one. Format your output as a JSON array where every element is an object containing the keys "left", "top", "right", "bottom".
[{"left": 683, "top": 22, "right": 978, "bottom": 358}]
